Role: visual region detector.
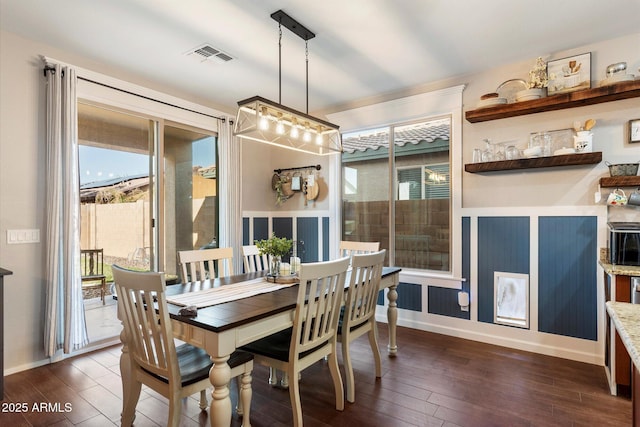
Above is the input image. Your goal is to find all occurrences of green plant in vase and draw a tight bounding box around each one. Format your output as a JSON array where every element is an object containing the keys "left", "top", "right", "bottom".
[{"left": 255, "top": 233, "right": 293, "bottom": 276}]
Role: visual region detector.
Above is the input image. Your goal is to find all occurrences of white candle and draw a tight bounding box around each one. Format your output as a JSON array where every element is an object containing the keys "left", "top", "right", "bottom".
[
  {"left": 279, "top": 262, "right": 291, "bottom": 276},
  {"left": 290, "top": 257, "right": 301, "bottom": 274}
]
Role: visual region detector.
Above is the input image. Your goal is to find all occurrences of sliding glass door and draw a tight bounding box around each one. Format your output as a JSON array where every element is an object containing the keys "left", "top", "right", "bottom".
[{"left": 78, "top": 102, "right": 218, "bottom": 342}]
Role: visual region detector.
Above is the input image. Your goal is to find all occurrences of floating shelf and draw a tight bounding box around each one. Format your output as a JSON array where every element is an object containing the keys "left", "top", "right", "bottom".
[
  {"left": 465, "top": 80, "right": 640, "bottom": 123},
  {"left": 600, "top": 176, "right": 640, "bottom": 188},
  {"left": 464, "top": 152, "right": 602, "bottom": 173}
]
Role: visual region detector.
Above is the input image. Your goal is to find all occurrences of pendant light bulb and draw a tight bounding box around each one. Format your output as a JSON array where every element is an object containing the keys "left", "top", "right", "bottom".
[
  {"left": 303, "top": 122, "right": 311, "bottom": 142},
  {"left": 259, "top": 106, "right": 269, "bottom": 130},
  {"left": 315, "top": 126, "right": 323, "bottom": 145},
  {"left": 290, "top": 118, "right": 299, "bottom": 139},
  {"left": 275, "top": 113, "right": 285, "bottom": 135}
]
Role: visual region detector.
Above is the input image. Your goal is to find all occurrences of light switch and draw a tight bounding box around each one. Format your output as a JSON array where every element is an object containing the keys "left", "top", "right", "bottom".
[{"left": 6, "top": 229, "right": 40, "bottom": 244}]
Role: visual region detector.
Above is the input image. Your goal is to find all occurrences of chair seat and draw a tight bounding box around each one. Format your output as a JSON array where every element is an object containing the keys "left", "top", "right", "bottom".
[
  {"left": 81, "top": 274, "right": 106, "bottom": 282},
  {"left": 142, "top": 344, "right": 254, "bottom": 387},
  {"left": 242, "top": 325, "right": 329, "bottom": 362}
]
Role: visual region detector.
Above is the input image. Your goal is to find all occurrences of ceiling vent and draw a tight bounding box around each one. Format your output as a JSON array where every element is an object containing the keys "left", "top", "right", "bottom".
[{"left": 185, "top": 44, "right": 233, "bottom": 64}]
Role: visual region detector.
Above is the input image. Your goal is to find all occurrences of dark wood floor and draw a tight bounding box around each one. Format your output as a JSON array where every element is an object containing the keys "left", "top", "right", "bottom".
[{"left": 1, "top": 323, "right": 631, "bottom": 426}]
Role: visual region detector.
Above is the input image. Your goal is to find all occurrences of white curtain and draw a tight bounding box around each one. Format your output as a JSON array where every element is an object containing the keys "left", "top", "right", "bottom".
[
  {"left": 43, "top": 61, "right": 88, "bottom": 356},
  {"left": 217, "top": 118, "right": 243, "bottom": 273}
]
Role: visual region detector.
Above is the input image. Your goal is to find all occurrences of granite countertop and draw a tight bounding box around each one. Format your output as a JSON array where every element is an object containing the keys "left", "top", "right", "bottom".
[
  {"left": 607, "top": 301, "right": 640, "bottom": 370},
  {"left": 599, "top": 248, "right": 640, "bottom": 276}
]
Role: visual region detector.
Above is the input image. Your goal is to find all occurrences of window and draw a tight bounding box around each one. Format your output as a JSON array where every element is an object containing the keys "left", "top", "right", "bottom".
[{"left": 342, "top": 117, "right": 451, "bottom": 271}]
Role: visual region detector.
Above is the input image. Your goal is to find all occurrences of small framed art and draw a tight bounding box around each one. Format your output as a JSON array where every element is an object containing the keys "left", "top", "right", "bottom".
[
  {"left": 630, "top": 119, "right": 640, "bottom": 144},
  {"left": 547, "top": 52, "right": 591, "bottom": 96}
]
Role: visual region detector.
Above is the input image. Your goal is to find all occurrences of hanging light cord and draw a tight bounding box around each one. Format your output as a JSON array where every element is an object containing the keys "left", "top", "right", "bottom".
[
  {"left": 305, "top": 40, "right": 309, "bottom": 114},
  {"left": 278, "top": 22, "right": 282, "bottom": 105}
]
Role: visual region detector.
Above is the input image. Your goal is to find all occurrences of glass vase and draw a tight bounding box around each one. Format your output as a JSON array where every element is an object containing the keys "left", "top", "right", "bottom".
[{"left": 269, "top": 256, "right": 281, "bottom": 276}]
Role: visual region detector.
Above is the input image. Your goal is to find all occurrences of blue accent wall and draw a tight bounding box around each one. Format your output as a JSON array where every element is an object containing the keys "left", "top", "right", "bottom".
[
  {"left": 242, "top": 218, "right": 250, "bottom": 245},
  {"left": 297, "top": 217, "right": 319, "bottom": 262},
  {"left": 253, "top": 217, "right": 269, "bottom": 241},
  {"left": 427, "top": 217, "right": 471, "bottom": 319},
  {"left": 272, "top": 217, "right": 293, "bottom": 240},
  {"left": 538, "top": 216, "right": 597, "bottom": 340},
  {"left": 478, "top": 217, "right": 530, "bottom": 324},
  {"left": 377, "top": 282, "right": 422, "bottom": 311},
  {"left": 323, "top": 217, "right": 330, "bottom": 261}
]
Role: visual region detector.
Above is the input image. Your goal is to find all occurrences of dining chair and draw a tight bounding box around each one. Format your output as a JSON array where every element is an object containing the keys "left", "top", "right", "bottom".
[
  {"left": 337, "top": 249, "right": 386, "bottom": 403},
  {"left": 241, "top": 245, "right": 269, "bottom": 273},
  {"left": 178, "top": 247, "right": 234, "bottom": 282},
  {"left": 339, "top": 240, "right": 380, "bottom": 259},
  {"left": 80, "top": 248, "right": 107, "bottom": 305},
  {"left": 112, "top": 265, "right": 253, "bottom": 427},
  {"left": 241, "top": 256, "right": 350, "bottom": 427}
]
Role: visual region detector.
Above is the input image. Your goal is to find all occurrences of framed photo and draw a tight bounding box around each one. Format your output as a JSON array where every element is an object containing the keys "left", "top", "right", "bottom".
[
  {"left": 494, "top": 272, "right": 529, "bottom": 328},
  {"left": 547, "top": 52, "right": 591, "bottom": 96},
  {"left": 630, "top": 119, "right": 640, "bottom": 144}
]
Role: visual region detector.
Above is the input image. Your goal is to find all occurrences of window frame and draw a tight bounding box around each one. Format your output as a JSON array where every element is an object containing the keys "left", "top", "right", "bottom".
[{"left": 326, "top": 85, "right": 465, "bottom": 284}]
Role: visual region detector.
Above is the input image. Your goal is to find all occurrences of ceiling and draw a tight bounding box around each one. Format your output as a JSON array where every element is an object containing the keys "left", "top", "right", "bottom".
[{"left": 2, "top": 0, "right": 639, "bottom": 116}]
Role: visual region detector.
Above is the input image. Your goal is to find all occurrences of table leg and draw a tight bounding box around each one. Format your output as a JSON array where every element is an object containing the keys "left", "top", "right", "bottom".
[
  {"left": 209, "top": 355, "right": 232, "bottom": 427},
  {"left": 386, "top": 284, "right": 398, "bottom": 356}
]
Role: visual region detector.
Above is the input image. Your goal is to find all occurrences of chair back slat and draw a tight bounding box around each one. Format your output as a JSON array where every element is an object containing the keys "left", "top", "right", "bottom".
[
  {"left": 112, "top": 265, "right": 178, "bottom": 382},
  {"left": 242, "top": 245, "right": 269, "bottom": 273},
  {"left": 344, "top": 250, "right": 386, "bottom": 331},
  {"left": 292, "top": 257, "right": 350, "bottom": 358},
  {"left": 339, "top": 241, "right": 380, "bottom": 260},
  {"left": 178, "top": 247, "right": 234, "bottom": 282}
]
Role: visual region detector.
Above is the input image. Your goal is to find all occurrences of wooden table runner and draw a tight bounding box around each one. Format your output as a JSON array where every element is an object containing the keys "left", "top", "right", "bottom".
[{"left": 166, "top": 277, "right": 296, "bottom": 308}]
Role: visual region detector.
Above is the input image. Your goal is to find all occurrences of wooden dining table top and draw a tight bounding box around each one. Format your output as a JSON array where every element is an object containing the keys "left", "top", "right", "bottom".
[{"left": 165, "top": 267, "right": 401, "bottom": 334}]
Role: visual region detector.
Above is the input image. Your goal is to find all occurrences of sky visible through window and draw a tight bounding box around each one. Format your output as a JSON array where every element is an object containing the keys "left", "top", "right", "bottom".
[{"left": 79, "top": 137, "right": 214, "bottom": 185}]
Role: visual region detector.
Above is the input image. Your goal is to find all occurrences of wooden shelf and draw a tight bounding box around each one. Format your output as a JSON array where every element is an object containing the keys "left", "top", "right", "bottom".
[
  {"left": 600, "top": 176, "right": 640, "bottom": 188},
  {"left": 465, "top": 152, "right": 602, "bottom": 173},
  {"left": 465, "top": 80, "right": 640, "bottom": 123}
]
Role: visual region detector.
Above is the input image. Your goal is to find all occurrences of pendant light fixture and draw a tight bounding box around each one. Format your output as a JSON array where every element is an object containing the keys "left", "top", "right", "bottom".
[{"left": 234, "top": 10, "right": 342, "bottom": 155}]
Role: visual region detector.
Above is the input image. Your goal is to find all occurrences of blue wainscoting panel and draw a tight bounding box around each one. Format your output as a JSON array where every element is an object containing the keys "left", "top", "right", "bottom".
[
  {"left": 538, "top": 216, "right": 597, "bottom": 340},
  {"left": 297, "top": 217, "right": 319, "bottom": 262},
  {"left": 477, "top": 217, "right": 530, "bottom": 324},
  {"left": 377, "top": 282, "right": 422, "bottom": 311},
  {"left": 243, "top": 218, "right": 250, "bottom": 245},
  {"left": 272, "top": 217, "right": 293, "bottom": 240},
  {"left": 253, "top": 217, "right": 269, "bottom": 242},
  {"left": 427, "top": 217, "right": 471, "bottom": 319},
  {"left": 323, "top": 217, "right": 330, "bottom": 261}
]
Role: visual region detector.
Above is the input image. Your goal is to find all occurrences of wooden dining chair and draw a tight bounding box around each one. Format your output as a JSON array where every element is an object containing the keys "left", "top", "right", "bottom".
[
  {"left": 112, "top": 265, "right": 253, "bottom": 427},
  {"left": 242, "top": 245, "right": 269, "bottom": 273},
  {"left": 339, "top": 240, "right": 380, "bottom": 259},
  {"left": 337, "top": 249, "right": 386, "bottom": 403},
  {"left": 241, "top": 256, "right": 350, "bottom": 427},
  {"left": 178, "top": 247, "right": 234, "bottom": 282},
  {"left": 80, "top": 248, "right": 107, "bottom": 304}
]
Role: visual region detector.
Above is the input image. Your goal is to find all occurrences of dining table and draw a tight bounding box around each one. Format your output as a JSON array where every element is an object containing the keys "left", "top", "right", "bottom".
[{"left": 118, "top": 266, "right": 401, "bottom": 427}]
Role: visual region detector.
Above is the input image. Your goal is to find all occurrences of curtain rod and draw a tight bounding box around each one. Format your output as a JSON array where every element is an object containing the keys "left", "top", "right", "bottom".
[{"left": 43, "top": 66, "right": 230, "bottom": 123}]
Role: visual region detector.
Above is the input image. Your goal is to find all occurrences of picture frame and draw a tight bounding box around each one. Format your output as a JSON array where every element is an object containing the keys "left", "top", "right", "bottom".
[
  {"left": 630, "top": 119, "right": 640, "bottom": 144},
  {"left": 546, "top": 52, "right": 591, "bottom": 96},
  {"left": 494, "top": 271, "right": 529, "bottom": 328}
]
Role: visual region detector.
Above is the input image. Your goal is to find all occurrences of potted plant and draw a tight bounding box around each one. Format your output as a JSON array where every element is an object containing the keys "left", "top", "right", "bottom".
[
  {"left": 255, "top": 233, "right": 293, "bottom": 276},
  {"left": 516, "top": 57, "right": 551, "bottom": 101}
]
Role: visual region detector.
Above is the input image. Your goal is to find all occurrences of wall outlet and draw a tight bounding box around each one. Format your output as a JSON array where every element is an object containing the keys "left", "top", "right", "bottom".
[{"left": 7, "top": 229, "right": 40, "bottom": 244}]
